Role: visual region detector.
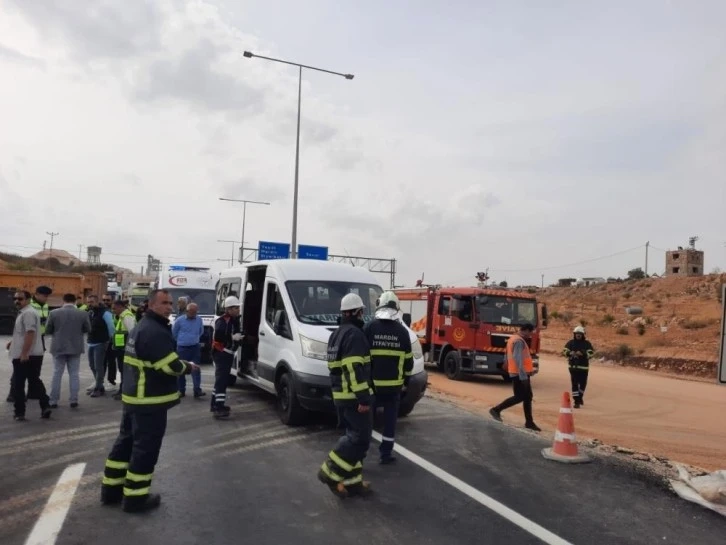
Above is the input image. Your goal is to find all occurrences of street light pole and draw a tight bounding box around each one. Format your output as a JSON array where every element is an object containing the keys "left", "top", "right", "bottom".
[
  {"left": 243, "top": 51, "right": 354, "bottom": 258},
  {"left": 217, "top": 240, "right": 242, "bottom": 266},
  {"left": 218, "top": 198, "right": 270, "bottom": 263}
]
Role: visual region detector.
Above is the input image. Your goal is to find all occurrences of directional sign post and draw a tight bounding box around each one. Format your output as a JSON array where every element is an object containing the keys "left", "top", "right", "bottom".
[
  {"left": 258, "top": 241, "right": 291, "bottom": 260},
  {"left": 719, "top": 284, "right": 726, "bottom": 385},
  {"left": 297, "top": 244, "right": 329, "bottom": 261}
]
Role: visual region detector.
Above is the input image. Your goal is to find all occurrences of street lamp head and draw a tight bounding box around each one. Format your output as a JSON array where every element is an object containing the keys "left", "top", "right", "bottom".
[
  {"left": 243, "top": 51, "right": 254, "bottom": 58},
  {"left": 344, "top": 74, "right": 354, "bottom": 80}
]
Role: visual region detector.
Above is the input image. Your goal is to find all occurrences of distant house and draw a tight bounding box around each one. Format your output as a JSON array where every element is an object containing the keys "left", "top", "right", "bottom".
[{"left": 575, "top": 277, "right": 607, "bottom": 287}]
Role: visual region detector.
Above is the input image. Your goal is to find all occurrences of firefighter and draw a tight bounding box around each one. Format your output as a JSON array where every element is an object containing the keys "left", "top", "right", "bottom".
[
  {"left": 364, "top": 291, "right": 413, "bottom": 464},
  {"left": 100, "top": 289, "right": 199, "bottom": 513},
  {"left": 317, "top": 293, "right": 374, "bottom": 498},
  {"left": 210, "top": 295, "right": 243, "bottom": 418},
  {"left": 489, "top": 323, "right": 541, "bottom": 431},
  {"left": 563, "top": 326, "right": 595, "bottom": 408}
]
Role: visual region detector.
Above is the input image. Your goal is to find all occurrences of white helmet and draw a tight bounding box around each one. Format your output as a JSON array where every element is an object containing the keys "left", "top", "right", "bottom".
[
  {"left": 377, "top": 291, "right": 400, "bottom": 311},
  {"left": 340, "top": 293, "right": 365, "bottom": 312},
  {"left": 573, "top": 326, "right": 585, "bottom": 335},
  {"left": 224, "top": 295, "right": 241, "bottom": 308}
]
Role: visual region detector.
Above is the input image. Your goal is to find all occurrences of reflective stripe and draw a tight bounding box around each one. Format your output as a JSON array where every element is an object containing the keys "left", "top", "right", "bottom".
[
  {"left": 381, "top": 435, "right": 395, "bottom": 442},
  {"left": 329, "top": 451, "right": 356, "bottom": 473},
  {"left": 321, "top": 462, "right": 343, "bottom": 482},
  {"left": 555, "top": 430, "right": 576, "bottom": 442},
  {"left": 102, "top": 476, "right": 125, "bottom": 486},
  {"left": 123, "top": 487, "right": 150, "bottom": 496},
  {"left": 560, "top": 407, "right": 573, "bottom": 414},
  {"left": 370, "top": 348, "right": 409, "bottom": 387},
  {"left": 122, "top": 391, "right": 180, "bottom": 405},
  {"left": 126, "top": 471, "right": 152, "bottom": 482},
  {"left": 105, "top": 460, "right": 129, "bottom": 470},
  {"left": 332, "top": 391, "right": 357, "bottom": 400},
  {"left": 569, "top": 366, "right": 589, "bottom": 370},
  {"left": 342, "top": 474, "right": 362, "bottom": 486}
]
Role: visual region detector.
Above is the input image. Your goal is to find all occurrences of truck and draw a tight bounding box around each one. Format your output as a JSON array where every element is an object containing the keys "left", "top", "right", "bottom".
[
  {"left": 0, "top": 270, "right": 107, "bottom": 310},
  {"left": 394, "top": 284, "right": 548, "bottom": 381},
  {"left": 155, "top": 264, "right": 217, "bottom": 363},
  {"left": 0, "top": 287, "right": 16, "bottom": 334},
  {"left": 126, "top": 282, "right": 154, "bottom": 310}
]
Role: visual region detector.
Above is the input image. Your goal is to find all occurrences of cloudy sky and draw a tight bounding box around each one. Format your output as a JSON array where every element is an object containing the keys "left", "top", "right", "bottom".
[{"left": 1, "top": 0, "right": 724, "bottom": 287}]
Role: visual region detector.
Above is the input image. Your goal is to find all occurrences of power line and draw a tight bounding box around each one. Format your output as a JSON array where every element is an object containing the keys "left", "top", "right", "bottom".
[{"left": 443, "top": 244, "right": 646, "bottom": 285}]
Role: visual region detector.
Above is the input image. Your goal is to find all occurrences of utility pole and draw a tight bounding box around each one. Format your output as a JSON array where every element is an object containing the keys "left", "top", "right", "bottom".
[
  {"left": 645, "top": 241, "right": 650, "bottom": 277},
  {"left": 78, "top": 244, "right": 84, "bottom": 260},
  {"left": 46, "top": 232, "right": 59, "bottom": 257},
  {"left": 541, "top": 274, "right": 544, "bottom": 288},
  {"left": 218, "top": 198, "right": 270, "bottom": 263}
]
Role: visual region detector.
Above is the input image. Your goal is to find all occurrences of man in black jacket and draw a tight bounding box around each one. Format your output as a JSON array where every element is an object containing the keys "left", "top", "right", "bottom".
[
  {"left": 364, "top": 291, "right": 414, "bottom": 464},
  {"left": 562, "top": 326, "right": 595, "bottom": 409},
  {"left": 318, "top": 293, "right": 373, "bottom": 498},
  {"left": 100, "top": 289, "right": 198, "bottom": 513}
]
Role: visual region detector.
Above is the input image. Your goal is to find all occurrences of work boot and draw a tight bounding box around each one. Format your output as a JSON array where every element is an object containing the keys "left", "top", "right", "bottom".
[
  {"left": 489, "top": 408, "right": 502, "bottom": 422},
  {"left": 6, "top": 393, "right": 13, "bottom": 403},
  {"left": 379, "top": 454, "right": 397, "bottom": 465},
  {"left": 525, "top": 421, "right": 542, "bottom": 432},
  {"left": 317, "top": 469, "right": 348, "bottom": 499},
  {"left": 194, "top": 390, "right": 206, "bottom": 398},
  {"left": 573, "top": 401, "right": 582, "bottom": 409},
  {"left": 212, "top": 406, "right": 231, "bottom": 419},
  {"left": 100, "top": 487, "right": 122, "bottom": 506},
  {"left": 41, "top": 408, "right": 52, "bottom": 419},
  {"left": 122, "top": 493, "right": 161, "bottom": 513}
]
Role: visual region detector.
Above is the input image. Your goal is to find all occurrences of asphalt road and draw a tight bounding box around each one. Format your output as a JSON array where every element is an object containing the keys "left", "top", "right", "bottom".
[{"left": 1, "top": 336, "right": 724, "bottom": 545}]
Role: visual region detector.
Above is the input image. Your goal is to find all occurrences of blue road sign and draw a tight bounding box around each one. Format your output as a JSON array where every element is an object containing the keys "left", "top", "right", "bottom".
[
  {"left": 258, "top": 241, "right": 291, "bottom": 260},
  {"left": 298, "top": 244, "right": 329, "bottom": 260}
]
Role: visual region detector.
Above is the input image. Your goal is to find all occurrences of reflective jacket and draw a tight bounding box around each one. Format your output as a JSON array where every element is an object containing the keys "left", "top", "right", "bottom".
[
  {"left": 327, "top": 317, "right": 373, "bottom": 406},
  {"left": 364, "top": 318, "right": 414, "bottom": 394},
  {"left": 31, "top": 299, "right": 49, "bottom": 336},
  {"left": 505, "top": 335, "right": 534, "bottom": 378},
  {"left": 562, "top": 338, "right": 595, "bottom": 370},
  {"left": 113, "top": 309, "right": 136, "bottom": 349},
  {"left": 122, "top": 310, "right": 191, "bottom": 410}
]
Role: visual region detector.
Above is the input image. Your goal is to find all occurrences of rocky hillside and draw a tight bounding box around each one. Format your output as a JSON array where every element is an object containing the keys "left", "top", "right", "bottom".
[{"left": 538, "top": 274, "right": 724, "bottom": 376}]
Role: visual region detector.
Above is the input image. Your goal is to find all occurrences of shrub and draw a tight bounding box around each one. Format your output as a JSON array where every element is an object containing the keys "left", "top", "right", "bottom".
[
  {"left": 602, "top": 313, "right": 615, "bottom": 324},
  {"left": 680, "top": 318, "right": 712, "bottom": 330},
  {"left": 636, "top": 323, "right": 646, "bottom": 336},
  {"left": 644, "top": 316, "right": 653, "bottom": 325},
  {"left": 616, "top": 344, "right": 634, "bottom": 358},
  {"left": 560, "top": 311, "right": 574, "bottom": 324},
  {"left": 616, "top": 325, "right": 629, "bottom": 335},
  {"left": 579, "top": 319, "right": 588, "bottom": 327},
  {"left": 623, "top": 293, "right": 632, "bottom": 299},
  {"left": 550, "top": 310, "right": 561, "bottom": 320}
]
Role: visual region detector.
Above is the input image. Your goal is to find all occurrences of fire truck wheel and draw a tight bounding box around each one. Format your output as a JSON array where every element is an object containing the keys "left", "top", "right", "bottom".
[{"left": 443, "top": 351, "right": 464, "bottom": 381}]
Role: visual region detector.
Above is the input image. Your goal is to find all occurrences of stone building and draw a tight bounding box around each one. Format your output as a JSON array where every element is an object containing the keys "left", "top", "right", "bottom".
[{"left": 665, "top": 248, "right": 704, "bottom": 276}]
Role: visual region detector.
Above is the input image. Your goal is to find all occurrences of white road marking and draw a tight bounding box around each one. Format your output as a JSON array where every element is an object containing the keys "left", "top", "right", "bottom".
[
  {"left": 24, "top": 463, "right": 86, "bottom": 545},
  {"left": 371, "top": 431, "right": 574, "bottom": 545}
]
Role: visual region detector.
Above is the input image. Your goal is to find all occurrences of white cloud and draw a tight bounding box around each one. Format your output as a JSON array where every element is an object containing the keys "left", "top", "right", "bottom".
[{"left": 0, "top": 0, "right": 724, "bottom": 287}]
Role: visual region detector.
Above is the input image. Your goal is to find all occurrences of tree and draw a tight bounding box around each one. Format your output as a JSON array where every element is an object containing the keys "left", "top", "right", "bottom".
[
  {"left": 627, "top": 267, "right": 646, "bottom": 280},
  {"left": 499, "top": 281, "right": 508, "bottom": 287}
]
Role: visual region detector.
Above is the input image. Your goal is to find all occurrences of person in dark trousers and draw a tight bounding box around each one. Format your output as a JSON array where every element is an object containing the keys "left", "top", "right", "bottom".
[
  {"left": 86, "top": 296, "right": 114, "bottom": 397},
  {"left": 563, "top": 326, "right": 595, "bottom": 408},
  {"left": 102, "top": 294, "right": 118, "bottom": 387},
  {"left": 6, "top": 291, "right": 52, "bottom": 421},
  {"left": 210, "top": 296, "right": 242, "bottom": 418},
  {"left": 100, "top": 289, "right": 198, "bottom": 513},
  {"left": 318, "top": 293, "right": 374, "bottom": 498},
  {"left": 489, "top": 323, "right": 541, "bottom": 431},
  {"left": 364, "top": 291, "right": 414, "bottom": 464},
  {"left": 8, "top": 285, "right": 52, "bottom": 403},
  {"left": 172, "top": 302, "right": 205, "bottom": 398}
]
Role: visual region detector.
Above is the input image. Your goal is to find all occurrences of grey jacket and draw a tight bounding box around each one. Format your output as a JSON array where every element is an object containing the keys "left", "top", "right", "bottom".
[{"left": 45, "top": 304, "right": 92, "bottom": 356}]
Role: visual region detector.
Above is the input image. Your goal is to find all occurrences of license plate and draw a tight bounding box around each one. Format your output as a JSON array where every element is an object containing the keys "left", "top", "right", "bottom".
[{"left": 475, "top": 355, "right": 488, "bottom": 361}]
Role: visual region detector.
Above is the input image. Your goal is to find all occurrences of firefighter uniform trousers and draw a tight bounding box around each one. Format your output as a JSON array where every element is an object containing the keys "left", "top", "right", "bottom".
[
  {"left": 373, "top": 393, "right": 399, "bottom": 458},
  {"left": 211, "top": 350, "right": 233, "bottom": 410},
  {"left": 569, "top": 367, "right": 589, "bottom": 403},
  {"left": 321, "top": 406, "right": 372, "bottom": 488},
  {"left": 102, "top": 407, "right": 168, "bottom": 507}
]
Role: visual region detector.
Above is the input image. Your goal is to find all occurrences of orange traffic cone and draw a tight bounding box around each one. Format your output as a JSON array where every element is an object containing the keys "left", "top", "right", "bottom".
[{"left": 541, "top": 392, "right": 591, "bottom": 464}]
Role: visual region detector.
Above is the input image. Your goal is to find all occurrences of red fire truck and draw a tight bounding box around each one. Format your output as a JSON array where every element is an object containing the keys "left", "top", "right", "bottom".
[{"left": 394, "top": 285, "right": 548, "bottom": 381}]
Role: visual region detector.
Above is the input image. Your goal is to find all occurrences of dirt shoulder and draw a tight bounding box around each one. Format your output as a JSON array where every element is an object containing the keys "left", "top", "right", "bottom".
[{"left": 424, "top": 355, "right": 725, "bottom": 472}]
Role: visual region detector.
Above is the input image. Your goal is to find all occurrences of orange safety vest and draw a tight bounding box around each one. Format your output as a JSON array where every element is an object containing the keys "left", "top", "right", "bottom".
[{"left": 505, "top": 334, "right": 534, "bottom": 375}]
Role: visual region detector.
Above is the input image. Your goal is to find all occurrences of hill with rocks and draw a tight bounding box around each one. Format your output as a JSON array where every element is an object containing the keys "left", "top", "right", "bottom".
[{"left": 538, "top": 273, "right": 725, "bottom": 378}]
